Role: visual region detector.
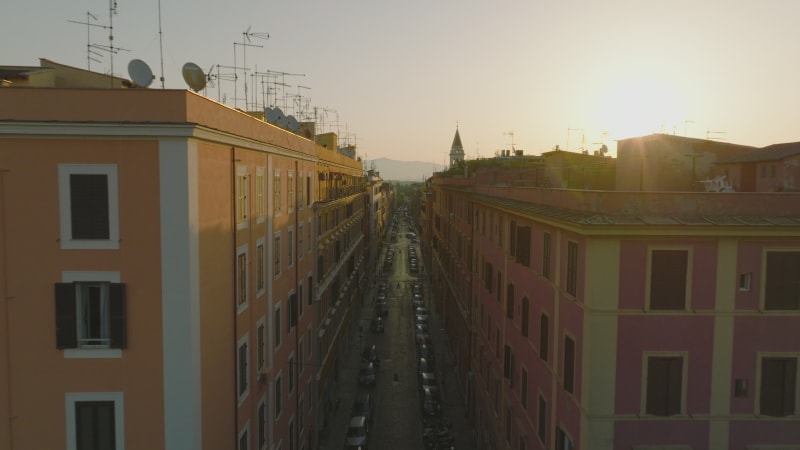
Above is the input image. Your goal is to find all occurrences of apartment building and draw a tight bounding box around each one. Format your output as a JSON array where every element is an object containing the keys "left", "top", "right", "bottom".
[
  {"left": 0, "top": 85, "right": 365, "bottom": 450},
  {"left": 424, "top": 133, "right": 800, "bottom": 450}
]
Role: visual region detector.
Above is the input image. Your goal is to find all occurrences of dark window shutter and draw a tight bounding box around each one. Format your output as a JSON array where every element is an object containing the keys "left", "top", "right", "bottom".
[
  {"left": 109, "top": 283, "right": 127, "bottom": 349},
  {"left": 290, "top": 294, "right": 298, "bottom": 327},
  {"left": 650, "top": 250, "right": 688, "bottom": 310},
  {"left": 69, "top": 174, "right": 110, "bottom": 239},
  {"left": 564, "top": 337, "right": 575, "bottom": 394},
  {"left": 765, "top": 252, "right": 800, "bottom": 310},
  {"left": 760, "top": 357, "right": 797, "bottom": 416},
  {"left": 55, "top": 283, "right": 77, "bottom": 349},
  {"left": 503, "top": 345, "right": 511, "bottom": 378},
  {"left": 646, "top": 356, "right": 682, "bottom": 416},
  {"left": 539, "top": 314, "right": 549, "bottom": 362}
]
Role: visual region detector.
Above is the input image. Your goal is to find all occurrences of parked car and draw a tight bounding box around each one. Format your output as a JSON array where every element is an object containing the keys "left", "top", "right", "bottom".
[
  {"left": 418, "top": 343, "right": 434, "bottom": 361},
  {"left": 418, "top": 357, "right": 435, "bottom": 375},
  {"left": 374, "top": 301, "right": 389, "bottom": 317},
  {"left": 362, "top": 344, "right": 380, "bottom": 367},
  {"left": 370, "top": 317, "right": 385, "bottom": 333},
  {"left": 351, "top": 393, "right": 375, "bottom": 425},
  {"left": 358, "top": 361, "right": 377, "bottom": 386},
  {"left": 421, "top": 386, "right": 443, "bottom": 416},
  {"left": 418, "top": 371, "right": 437, "bottom": 391},
  {"left": 345, "top": 415, "right": 369, "bottom": 449}
]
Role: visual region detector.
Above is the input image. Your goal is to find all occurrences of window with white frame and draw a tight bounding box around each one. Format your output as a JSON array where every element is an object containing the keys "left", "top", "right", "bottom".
[
  {"left": 298, "top": 223, "right": 304, "bottom": 257},
  {"left": 56, "top": 271, "right": 126, "bottom": 353},
  {"left": 256, "top": 167, "right": 265, "bottom": 221},
  {"left": 256, "top": 239, "right": 265, "bottom": 296},
  {"left": 273, "top": 169, "right": 282, "bottom": 214},
  {"left": 237, "top": 245, "right": 249, "bottom": 313},
  {"left": 298, "top": 171, "right": 304, "bottom": 208},
  {"left": 238, "top": 336, "right": 249, "bottom": 401},
  {"left": 275, "top": 374, "right": 283, "bottom": 418},
  {"left": 236, "top": 166, "right": 248, "bottom": 228},
  {"left": 238, "top": 424, "right": 249, "bottom": 450},
  {"left": 759, "top": 355, "right": 798, "bottom": 416},
  {"left": 644, "top": 354, "right": 684, "bottom": 416},
  {"left": 258, "top": 398, "right": 267, "bottom": 450},
  {"left": 274, "top": 234, "right": 282, "bottom": 277},
  {"left": 288, "top": 227, "right": 294, "bottom": 268},
  {"left": 65, "top": 392, "right": 124, "bottom": 450},
  {"left": 288, "top": 170, "right": 295, "bottom": 213},
  {"left": 58, "top": 164, "right": 120, "bottom": 250},
  {"left": 257, "top": 319, "right": 266, "bottom": 371}
]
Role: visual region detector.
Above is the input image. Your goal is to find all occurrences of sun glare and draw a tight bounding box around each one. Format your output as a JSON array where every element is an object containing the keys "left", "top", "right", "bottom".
[{"left": 594, "top": 74, "right": 685, "bottom": 141}]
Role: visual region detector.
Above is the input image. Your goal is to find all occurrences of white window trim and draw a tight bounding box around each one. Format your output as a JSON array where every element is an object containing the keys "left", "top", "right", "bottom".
[
  {"left": 236, "top": 165, "right": 249, "bottom": 231},
  {"left": 273, "top": 169, "right": 282, "bottom": 216},
  {"left": 256, "top": 316, "right": 266, "bottom": 372},
  {"left": 640, "top": 351, "right": 688, "bottom": 416},
  {"left": 288, "top": 170, "right": 295, "bottom": 214},
  {"left": 275, "top": 372, "right": 283, "bottom": 420},
  {"left": 237, "top": 244, "right": 250, "bottom": 314},
  {"left": 287, "top": 226, "right": 295, "bottom": 269},
  {"left": 257, "top": 395, "right": 268, "bottom": 450},
  {"left": 256, "top": 166, "right": 266, "bottom": 224},
  {"left": 273, "top": 232, "right": 282, "bottom": 279},
  {"left": 62, "top": 271, "right": 122, "bottom": 359},
  {"left": 238, "top": 422, "right": 250, "bottom": 450},
  {"left": 644, "top": 246, "right": 693, "bottom": 312},
  {"left": 65, "top": 391, "right": 125, "bottom": 450},
  {"left": 58, "top": 164, "right": 120, "bottom": 250},
  {"left": 237, "top": 335, "right": 250, "bottom": 405},
  {"left": 256, "top": 237, "right": 266, "bottom": 298}
]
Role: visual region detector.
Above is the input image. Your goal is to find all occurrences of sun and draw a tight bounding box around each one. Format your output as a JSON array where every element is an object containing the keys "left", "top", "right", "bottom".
[{"left": 593, "top": 73, "right": 685, "bottom": 141}]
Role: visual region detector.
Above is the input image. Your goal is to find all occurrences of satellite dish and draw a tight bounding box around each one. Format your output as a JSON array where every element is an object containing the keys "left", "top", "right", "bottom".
[
  {"left": 286, "top": 115, "right": 300, "bottom": 132},
  {"left": 273, "top": 107, "right": 285, "bottom": 122},
  {"left": 265, "top": 107, "right": 280, "bottom": 123},
  {"left": 182, "top": 62, "right": 207, "bottom": 92},
  {"left": 128, "top": 59, "right": 154, "bottom": 88}
]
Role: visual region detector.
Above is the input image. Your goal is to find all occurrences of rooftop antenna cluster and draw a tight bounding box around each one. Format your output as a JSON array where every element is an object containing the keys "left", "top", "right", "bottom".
[
  {"left": 67, "top": 11, "right": 107, "bottom": 70},
  {"left": 233, "top": 26, "right": 269, "bottom": 109}
]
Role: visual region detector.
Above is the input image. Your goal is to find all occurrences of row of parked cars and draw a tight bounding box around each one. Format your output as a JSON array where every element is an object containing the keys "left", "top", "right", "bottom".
[
  {"left": 411, "top": 282, "right": 443, "bottom": 419},
  {"left": 408, "top": 244, "right": 420, "bottom": 273}
]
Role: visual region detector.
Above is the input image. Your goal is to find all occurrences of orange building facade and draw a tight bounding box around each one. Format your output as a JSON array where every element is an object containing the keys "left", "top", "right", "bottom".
[{"left": 0, "top": 87, "right": 365, "bottom": 450}]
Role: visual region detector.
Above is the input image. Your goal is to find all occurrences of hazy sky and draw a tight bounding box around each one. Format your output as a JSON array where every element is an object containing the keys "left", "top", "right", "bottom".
[{"left": 5, "top": 0, "right": 800, "bottom": 162}]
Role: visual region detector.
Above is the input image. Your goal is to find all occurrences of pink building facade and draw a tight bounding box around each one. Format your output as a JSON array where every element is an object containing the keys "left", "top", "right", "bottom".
[{"left": 428, "top": 157, "right": 800, "bottom": 449}]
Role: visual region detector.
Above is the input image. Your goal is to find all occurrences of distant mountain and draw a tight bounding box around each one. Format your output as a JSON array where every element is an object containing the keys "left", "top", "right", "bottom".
[{"left": 366, "top": 158, "right": 445, "bottom": 182}]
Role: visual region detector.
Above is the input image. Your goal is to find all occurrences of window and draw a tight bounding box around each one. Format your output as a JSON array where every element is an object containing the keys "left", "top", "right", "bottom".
[
  {"left": 649, "top": 249, "right": 688, "bottom": 310},
  {"left": 288, "top": 420, "right": 295, "bottom": 450},
  {"left": 307, "top": 276, "right": 314, "bottom": 306},
  {"left": 497, "top": 271, "right": 502, "bottom": 302},
  {"left": 563, "top": 336, "right": 575, "bottom": 394},
  {"left": 274, "top": 306, "right": 281, "bottom": 348},
  {"left": 299, "top": 340, "right": 304, "bottom": 374},
  {"left": 542, "top": 233, "right": 552, "bottom": 279},
  {"left": 298, "top": 284, "right": 304, "bottom": 321},
  {"left": 288, "top": 171, "right": 295, "bottom": 213},
  {"left": 257, "top": 319, "right": 266, "bottom": 371},
  {"left": 256, "top": 240, "right": 265, "bottom": 295},
  {"left": 55, "top": 280, "right": 126, "bottom": 350},
  {"left": 504, "top": 345, "right": 515, "bottom": 386},
  {"left": 306, "top": 175, "right": 312, "bottom": 207},
  {"left": 484, "top": 262, "right": 493, "bottom": 292},
  {"left": 537, "top": 395, "right": 547, "bottom": 444},
  {"left": 238, "top": 426, "right": 249, "bottom": 450},
  {"left": 739, "top": 272, "right": 752, "bottom": 291},
  {"left": 273, "top": 169, "right": 282, "bottom": 214},
  {"left": 509, "top": 221, "right": 517, "bottom": 257},
  {"left": 288, "top": 228, "right": 294, "bottom": 267},
  {"left": 58, "top": 164, "right": 119, "bottom": 249},
  {"left": 298, "top": 224, "right": 304, "bottom": 256},
  {"left": 555, "top": 427, "right": 573, "bottom": 450},
  {"left": 521, "top": 367, "right": 528, "bottom": 410},
  {"left": 236, "top": 166, "right": 248, "bottom": 227},
  {"left": 274, "top": 234, "right": 282, "bottom": 277},
  {"left": 764, "top": 251, "right": 800, "bottom": 310},
  {"left": 521, "top": 297, "right": 530, "bottom": 337},
  {"left": 237, "top": 246, "right": 249, "bottom": 312},
  {"left": 288, "top": 355, "right": 295, "bottom": 394},
  {"left": 645, "top": 355, "right": 683, "bottom": 416},
  {"left": 759, "top": 356, "right": 797, "bottom": 416},
  {"left": 516, "top": 226, "right": 531, "bottom": 267},
  {"left": 275, "top": 375, "right": 283, "bottom": 418},
  {"left": 566, "top": 241, "right": 578, "bottom": 297},
  {"left": 505, "top": 406, "right": 512, "bottom": 443},
  {"left": 539, "top": 314, "right": 549, "bottom": 362},
  {"left": 288, "top": 293, "right": 297, "bottom": 330},
  {"left": 506, "top": 283, "right": 515, "bottom": 320},
  {"left": 258, "top": 399, "right": 267, "bottom": 449},
  {"left": 66, "top": 392, "right": 124, "bottom": 450},
  {"left": 256, "top": 167, "right": 265, "bottom": 220},
  {"left": 238, "top": 337, "right": 249, "bottom": 399}
]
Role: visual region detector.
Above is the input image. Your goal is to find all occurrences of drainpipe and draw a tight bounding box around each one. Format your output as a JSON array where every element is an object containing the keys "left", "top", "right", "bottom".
[
  {"left": 293, "top": 160, "right": 300, "bottom": 450},
  {"left": 231, "top": 147, "right": 239, "bottom": 449},
  {"left": 0, "top": 169, "right": 13, "bottom": 450}
]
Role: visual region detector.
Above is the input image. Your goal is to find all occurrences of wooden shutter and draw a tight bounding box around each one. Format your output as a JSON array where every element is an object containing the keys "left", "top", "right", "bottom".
[
  {"left": 564, "top": 336, "right": 575, "bottom": 394},
  {"left": 650, "top": 250, "right": 688, "bottom": 310},
  {"left": 55, "top": 283, "right": 77, "bottom": 349},
  {"left": 646, "top": 356, "right": 682, "bottom": 416},
  {"left": 509, "top": 221, "right": 517, "bottom": 257},
  {"left": 539, "top": 315, "right": 549, "bottom": 362},
  {"left": 760, "top": 357, "right": 797, "bottom": 416},
  {"left": 765, "top": 252, "right": 800, "bottom": 310},
  {"left": 109, "top": 283, "right": 127, "bottom": 349},
  {"left": 69, "top": 174, "right": 110, "bottom": 239}
]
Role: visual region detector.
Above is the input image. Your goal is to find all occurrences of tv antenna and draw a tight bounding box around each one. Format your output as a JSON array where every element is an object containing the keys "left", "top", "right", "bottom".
[
  {"left": 503, "top": 130, "right": 516, "bottom": 151},
  {"left": 263, "top": 69, "right": 305, "bottom": 110},
  {"left": 233, "top": 26, "right": 269, "bottom": 110},
  {"left": 706, "top": 130, "right": 727, "bottom": 141},
  {"left": 210, "top": 64, "right": 240, "bottom": 104},
  {"left": 67, "top": 11, "right": 108, "bottom": 70},
  {"left": 567, "top": 127, "right": 585, "bottom": 152},
  {"left": 156, "top": 0, "right": 166, "bottom": 88}
]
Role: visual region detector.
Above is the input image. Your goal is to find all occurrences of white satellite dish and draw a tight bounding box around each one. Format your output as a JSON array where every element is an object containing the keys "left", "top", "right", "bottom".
[
  {"left": 182, "top": 62, "right": 207, "bottom": 92},
  {"left": 128, "top": 59, "right": 154, "bottom": 88},
  {"left": 273, "top": 107, "right": 285, "bottom": 122},
  {"left": 265, "top": 107, "right": 279, "bottom": 123}
]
